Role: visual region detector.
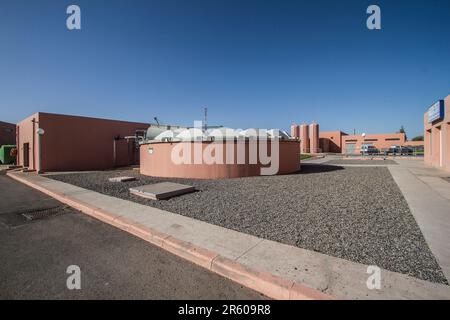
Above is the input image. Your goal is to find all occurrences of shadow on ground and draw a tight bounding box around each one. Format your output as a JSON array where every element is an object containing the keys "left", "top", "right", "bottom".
[{"left": 297, "top": 164, "right": 345, "bottom": 174}]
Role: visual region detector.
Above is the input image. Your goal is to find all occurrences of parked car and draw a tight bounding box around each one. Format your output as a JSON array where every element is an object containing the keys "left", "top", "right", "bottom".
[
  {"left": 387, "top": 145, "right": 413, "bottom": 155},
  {"left": 360, "top": 145, "right": 379, "bottom": 155}
]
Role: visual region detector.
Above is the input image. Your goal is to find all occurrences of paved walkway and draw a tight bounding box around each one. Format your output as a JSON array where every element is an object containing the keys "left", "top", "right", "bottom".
[
  {"left": 7, "top": 171, "right": 450, "bottom": 299},
  {"left": 390, "top": 159, "right": 450, "bottom": 282}
]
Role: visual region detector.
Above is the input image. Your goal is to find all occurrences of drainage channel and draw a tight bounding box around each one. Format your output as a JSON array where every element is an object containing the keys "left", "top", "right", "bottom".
[{"left": 0, "top": 205, "right": 69, "bottom": 228}]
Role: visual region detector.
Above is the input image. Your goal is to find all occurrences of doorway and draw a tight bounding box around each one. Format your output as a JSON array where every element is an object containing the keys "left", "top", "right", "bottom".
[{"left": 23, "top": 143, "right": 29, "bottom": 167}]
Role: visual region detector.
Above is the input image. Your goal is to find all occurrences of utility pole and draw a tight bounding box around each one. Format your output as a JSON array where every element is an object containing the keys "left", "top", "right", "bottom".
[{"left": 203, "top": 107, "right": 207, "bottom": 131}]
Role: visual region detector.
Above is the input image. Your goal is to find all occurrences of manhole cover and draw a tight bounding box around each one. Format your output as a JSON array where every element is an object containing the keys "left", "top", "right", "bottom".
[
  {"left": 0, "top": 206, "right": 68, "bottom": 227},
  {"left": 21, "top": 206, "right": 66, "bottom": 221}
]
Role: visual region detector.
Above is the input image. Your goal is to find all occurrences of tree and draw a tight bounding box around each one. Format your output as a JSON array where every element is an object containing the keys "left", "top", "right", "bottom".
[
  {"left": 399, "top": 125, "right": 407, "bottom": 140},
  {"left": 412, "top": 135, "right": 424, "bottom": 141}
]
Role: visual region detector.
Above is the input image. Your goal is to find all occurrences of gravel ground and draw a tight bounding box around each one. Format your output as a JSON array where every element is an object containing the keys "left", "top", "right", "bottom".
[
  {"left": 48, "top": 165, "right": 447, "bottom": 284},
  {"left": 326, "top": 159, "right": 398, "bottom": 165}
]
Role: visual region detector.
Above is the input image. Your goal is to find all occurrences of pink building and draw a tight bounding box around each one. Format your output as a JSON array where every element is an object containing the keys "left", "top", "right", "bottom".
[
  {"left": 341, "top": 133, "right": 407, "bottom": 154},
  {"left": 424, "top": 94, "right": 450, "bottom": 172},
  {"left": 319, "top": 131, "right": 347, "bottom": 153},
  {"left": 16, "top": 112, "right": 148, "bottom": 172}
]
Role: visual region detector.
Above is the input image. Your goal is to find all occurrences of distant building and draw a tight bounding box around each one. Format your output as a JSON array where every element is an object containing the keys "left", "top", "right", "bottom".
[
  {"left": 319, "top": 131, "right": 348, "bottom": 153},
  {"left": 341, "top": 132, "right": 407, "bottom": 154},
  {"left": 318, "top": 129, "right": 424, "bottom": 154}
]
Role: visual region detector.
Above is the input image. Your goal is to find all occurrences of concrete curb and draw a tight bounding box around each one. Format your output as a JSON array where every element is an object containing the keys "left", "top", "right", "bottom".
[{"left": 6, "top": 171, "right": 332, "bottom": 300}]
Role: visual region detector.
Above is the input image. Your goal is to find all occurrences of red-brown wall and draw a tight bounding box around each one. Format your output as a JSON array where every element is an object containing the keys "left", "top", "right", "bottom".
[
  {"left": 17, "top": 112, "right": 149, "bottom": 172},
  {"left": 0, "top": 121, "right": 16, "bottom": 146},
  {"left": 319, "top": 131, "right": 347, "bottom": 153}
]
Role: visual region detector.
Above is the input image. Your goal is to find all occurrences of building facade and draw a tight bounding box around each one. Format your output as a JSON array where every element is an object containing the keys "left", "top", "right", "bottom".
[
  {"left": 341, "top": 133, "right": 407, "bottom": 154},
  {"left": 16, "top": 112, "right": 149, "bottom": 172},
  {"left": 319, "top": 131, "right": 348, "bottom": 153},
  {"left": 424, "top": 94, "right": 450, "bottom": 172},
  {"left": 0, "top": 121, "right": 16, "bottom": 146}
]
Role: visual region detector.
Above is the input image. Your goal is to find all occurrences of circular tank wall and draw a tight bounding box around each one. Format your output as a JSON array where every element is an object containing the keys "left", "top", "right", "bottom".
[{"left": 140, "top": 140, "right": 301, "bottom": 179}]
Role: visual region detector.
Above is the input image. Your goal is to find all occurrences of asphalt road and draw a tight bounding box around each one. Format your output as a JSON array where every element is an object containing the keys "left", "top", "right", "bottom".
[{"left": 0, "top": 175, "right": 265, "bottom": 299}]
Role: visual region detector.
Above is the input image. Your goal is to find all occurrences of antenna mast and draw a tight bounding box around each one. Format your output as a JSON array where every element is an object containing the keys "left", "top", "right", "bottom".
[{"left": 203, "top": 107, "right": 207, "bottom": 131}]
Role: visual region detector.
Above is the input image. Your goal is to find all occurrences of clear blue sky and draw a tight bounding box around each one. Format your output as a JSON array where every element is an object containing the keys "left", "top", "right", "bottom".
[{"left": 1, "top": 0, "right": 449, "bottom": 138}]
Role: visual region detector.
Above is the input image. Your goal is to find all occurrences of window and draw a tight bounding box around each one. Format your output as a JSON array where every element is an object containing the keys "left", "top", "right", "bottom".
[
  {"left": 345, "top": 139, "right": 357, "bottom": 142},
  {"left": 385, "top": 138, "right": 400, "bottom": 141},
  {"left": 364, "top": 139, "right": 378, "bottom": 142}
]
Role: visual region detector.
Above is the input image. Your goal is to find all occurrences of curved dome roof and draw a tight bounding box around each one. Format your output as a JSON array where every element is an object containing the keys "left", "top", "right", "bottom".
[
  {"left": 267, "top": 129, "right": 290, "bottom": 140},
  {"left": 146, "top": 127, "right": 167, "bottom": 140},
  {"left": 175, "top": 128, "right": 206, "bottom": 141},
  {"left": 239, "top": 128, "right": 269, "bottom": 139},
  {"left": 207, "top": 127, "right": 240, "bottom": 140}
]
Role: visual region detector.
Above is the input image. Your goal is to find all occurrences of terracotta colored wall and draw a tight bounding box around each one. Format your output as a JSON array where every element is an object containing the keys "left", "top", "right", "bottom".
[
  {"left": 319, "top": 131, "right": 347, "bottom": 153},
  {"left": 424, "top": 94, "right": 450, "bottom": 172},
  {"left": 299, "top": 124, "right": 310, "bottom": 153},
  {"left": 16, "top": 113, "right": 39, "bottom": 170},
  {"left": 0, "top": 121, "right": 16, "bottom": 146},
  {"left": 17, "top": 112, "right": 149, "bottom": 172},
  {"left": 342, "top": 133, "right": 406, "bottom": 154},
  {"left": 140, "top": 140, "right": 301, "bottom": 179},
  {"left": 309, "top": 123, "right": 319, "bottom": 153},
  {"left": 404, "top": 140, "right": 424, "bottom": 147}
]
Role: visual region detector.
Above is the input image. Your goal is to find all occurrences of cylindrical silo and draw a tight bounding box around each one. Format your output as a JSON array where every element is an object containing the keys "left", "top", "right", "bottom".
[
  {"left": 299, "top": 124, "right": 310, "bottom": 153},
  {"left": 309, "top": 123, "right": 319, "bottom": 153}
]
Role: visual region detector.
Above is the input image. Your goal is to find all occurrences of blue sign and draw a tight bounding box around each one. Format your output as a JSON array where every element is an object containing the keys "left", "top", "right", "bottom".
[{"left": 428, "top": 100, "right": 444, "bottom": 123}]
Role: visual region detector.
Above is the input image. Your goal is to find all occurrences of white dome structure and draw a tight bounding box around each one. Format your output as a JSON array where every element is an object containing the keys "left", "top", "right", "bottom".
[
  {"left": 267, "top": 129, "right": 290, "bottom": 140},
  {"left": 239, "top": 128, "right": 269, "bottom": 139},
  {"left": 207, "top": 127, "right": 240, "bottom": 140},
  {"left": 175, "top": 128, "right": 206, "bottom": 141}
]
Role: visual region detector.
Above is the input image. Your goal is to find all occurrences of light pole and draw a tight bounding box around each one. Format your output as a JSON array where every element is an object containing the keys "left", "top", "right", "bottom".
[
  {"left": 36, "top": 128, "right": 45, "bottom": 174},
  {"left": 361, "top": 132, "right": 366, "bottom": 158}
]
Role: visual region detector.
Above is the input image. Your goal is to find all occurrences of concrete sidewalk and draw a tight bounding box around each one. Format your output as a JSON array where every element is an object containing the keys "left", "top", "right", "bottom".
[
  {"left": 390, "top": 160, "right": 450, "bottom": 282},
  {"left": 7, "top": 171, "right": 450, "bottom": 299}
]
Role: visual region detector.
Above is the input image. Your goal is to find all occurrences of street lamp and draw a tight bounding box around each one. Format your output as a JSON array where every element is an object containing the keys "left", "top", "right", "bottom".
[{"left": 36, "top": 128, "right": 45, "bottom": 174}]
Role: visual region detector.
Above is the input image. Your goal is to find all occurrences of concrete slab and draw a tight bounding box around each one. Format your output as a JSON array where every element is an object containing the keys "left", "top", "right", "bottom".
[
  {"left": 129, "top": 182, "right": 195, "bottom": 200},
  {"left": 108, "top": 176, "right": 136, "bottom": 182},
  {"left": 389, "top": 166, "right": 450, "bottom": 282}
]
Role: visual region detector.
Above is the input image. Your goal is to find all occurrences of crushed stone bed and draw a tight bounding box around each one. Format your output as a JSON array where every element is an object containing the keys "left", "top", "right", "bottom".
[{"left": 48, "top": 164, "right": 447, "bottom": 284}]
